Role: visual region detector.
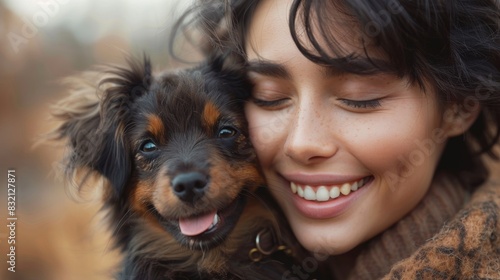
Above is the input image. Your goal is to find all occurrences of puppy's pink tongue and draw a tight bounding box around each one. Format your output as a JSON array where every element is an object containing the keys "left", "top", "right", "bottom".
[{"left": 179, "top": 210, "right": 217, "bottom": 236}]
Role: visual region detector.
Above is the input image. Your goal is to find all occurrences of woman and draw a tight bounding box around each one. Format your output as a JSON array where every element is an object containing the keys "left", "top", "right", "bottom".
[{"left": 174, "top": 0, "right": 500, "bottom": 278}]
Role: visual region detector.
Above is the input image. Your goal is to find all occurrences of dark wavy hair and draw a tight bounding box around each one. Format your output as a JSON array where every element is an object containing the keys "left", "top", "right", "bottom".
[{"left": 171, "top": 0, "right": 500, "bottom": 188}]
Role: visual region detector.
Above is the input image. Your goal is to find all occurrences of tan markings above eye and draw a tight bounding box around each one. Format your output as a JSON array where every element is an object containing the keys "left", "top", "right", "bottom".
[
  {"left": 202, "top": 102, "right": 221, "bottom": 133},
  {"left": 147, "top": 114, "right": 165, "bottom": 139}
]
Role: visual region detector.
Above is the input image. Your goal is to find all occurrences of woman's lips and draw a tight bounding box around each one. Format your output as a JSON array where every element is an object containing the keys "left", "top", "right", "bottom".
[
  {"left": 285, "top": 175, "right": 373, "bottom": 219},
  {"left": 283, "top": 173, "right": 368, "bottom": 186}
]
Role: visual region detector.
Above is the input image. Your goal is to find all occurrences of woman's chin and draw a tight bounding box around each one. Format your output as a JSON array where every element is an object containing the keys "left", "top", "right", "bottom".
[{"left": 292, "top": 225, "right": 360, "bottom": 256}]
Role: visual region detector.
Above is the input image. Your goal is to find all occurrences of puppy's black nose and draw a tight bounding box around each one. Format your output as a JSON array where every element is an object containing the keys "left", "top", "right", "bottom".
[{"left": 171, "top": 172, "right": 208, "bottom": 203}]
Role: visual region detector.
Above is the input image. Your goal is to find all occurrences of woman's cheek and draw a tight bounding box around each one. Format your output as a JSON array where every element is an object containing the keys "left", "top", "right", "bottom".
[
  {"left": 245, "top": 103, "right": 291, "bottom": 159},
  {"left": 344, "top": 110, "right": 440, "bottom": 185}
]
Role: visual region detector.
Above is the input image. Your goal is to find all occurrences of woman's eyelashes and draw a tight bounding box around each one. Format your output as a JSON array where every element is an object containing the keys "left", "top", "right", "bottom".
[
  {"left": 250, "top": 82, "right": 291, "bottom": 109},
  {"left": 338, "top": 98, "right": 382, "bottom": 109},
  {"left": 249, "top": 77, "right": 385, "bottom": 110},
  {"left": 251, "top": 97, "right": 290, "bottom": 108},
  {"left": 251, "top": 95, "right": 383, "bottom": 111}
]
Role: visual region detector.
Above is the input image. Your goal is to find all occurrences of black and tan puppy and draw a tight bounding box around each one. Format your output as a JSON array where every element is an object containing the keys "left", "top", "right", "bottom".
[{"left": 50, "top": 55, "right": 296, "bottom": 279}]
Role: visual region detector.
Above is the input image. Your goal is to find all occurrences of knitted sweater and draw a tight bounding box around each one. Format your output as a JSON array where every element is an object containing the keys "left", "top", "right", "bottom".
[
  {"left": 327, "top": 172, "right": 500, "bottom": 279},
  {"left": 385, "top": 177, "right": 500, "bottom": 279}
]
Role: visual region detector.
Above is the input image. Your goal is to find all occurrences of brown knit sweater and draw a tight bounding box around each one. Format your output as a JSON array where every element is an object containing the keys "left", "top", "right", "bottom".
[
  {"left": 385, "top": 177, "right": 500, "bottom": 279},
  {"left": 327, "top": 172, "right": 500, "bottom": 279}
]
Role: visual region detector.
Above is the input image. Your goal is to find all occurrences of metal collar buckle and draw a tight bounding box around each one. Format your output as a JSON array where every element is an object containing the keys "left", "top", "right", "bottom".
[{"left": 248, "top": 228, "right": 292, "bottom": 262}]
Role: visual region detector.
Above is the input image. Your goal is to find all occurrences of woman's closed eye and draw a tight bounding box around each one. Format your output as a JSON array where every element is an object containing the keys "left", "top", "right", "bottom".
[
  {"left": 250, "top": 85, "right": 292, "bottom": 109},
  {"left": 338, "top": 98, "right": 382, "bottom": 110},
  {"left": 251, "top": 96, "right": 290, "bottom": 109},
  {"left": 248, "top": 73, "right": 292, "bottom": 110}
]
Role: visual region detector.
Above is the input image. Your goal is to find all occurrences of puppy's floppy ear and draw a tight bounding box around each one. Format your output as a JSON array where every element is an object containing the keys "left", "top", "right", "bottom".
[
  {"left": 205, "top": 52, "right": 252, "bottom": 100},
  {"left": 94, "top": 55, "right": 152, "bottom": 199},
  {"left": 52, "top": 56, "right": 152, "bottom": 200}
]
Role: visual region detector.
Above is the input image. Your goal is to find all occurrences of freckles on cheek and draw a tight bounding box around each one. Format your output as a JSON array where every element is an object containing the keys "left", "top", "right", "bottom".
[
  {"left": 358, "top": 116, "right": 442, "bottom": 189},
  {"left": 245, "top": 105, "right": 288, "bottom": 158},
  {"left": 350, "top": 117, "right": 426, "bottom": 173},
  {"left": 248, "top": 123, "right": 276, "bottom": 156}
]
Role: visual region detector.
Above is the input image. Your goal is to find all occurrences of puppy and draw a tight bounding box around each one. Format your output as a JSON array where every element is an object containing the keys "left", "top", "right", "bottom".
[{"left": 50, "top": 55, "right": 297, "bottom": 279}]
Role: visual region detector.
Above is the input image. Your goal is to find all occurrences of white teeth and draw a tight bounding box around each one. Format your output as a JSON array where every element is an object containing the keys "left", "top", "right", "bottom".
[
  {"left": 330, "top": 186, "right": 340, "bottom": 198},
  {"left": 340, "top": 183, "right": 351, "bottom": 195},
  {"left": 289, "top": 177, "right": 369, "bottom": 202},
  {"left": 297, "top": 186, "right": 304, "bottom": 198},
  {"left": 304, "top": 186, "right": 316, "bottom": 200},
  {"left": 316, "top": 186, "right": 330, "bottom": 201},
  {"left": 351, "top": 181, "right": 358, "bottom": 191},
  {"left": 213, "top": 214, "right": 219, "bottom": 225},
  {"left": 208, "top": 214, "right": 219, "bottom": 230}
]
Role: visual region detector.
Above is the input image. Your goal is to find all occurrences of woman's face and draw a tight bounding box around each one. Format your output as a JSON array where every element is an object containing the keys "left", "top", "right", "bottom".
[{"left": 244, "top": 0, "right": 453, "bottom": 254}]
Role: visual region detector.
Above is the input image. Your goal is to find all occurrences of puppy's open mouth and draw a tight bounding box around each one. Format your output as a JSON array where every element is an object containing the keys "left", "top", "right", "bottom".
[
  {"left": 179, "top": 209, "right": 220, "bottom": 237},
  {"left": 152, "top": 194, "right": 247, "bottom": 250}
]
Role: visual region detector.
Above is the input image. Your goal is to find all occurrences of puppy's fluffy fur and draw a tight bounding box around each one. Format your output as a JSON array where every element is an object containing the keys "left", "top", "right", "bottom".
[{"left": 50, "top": 56, "right": 294, "bottom": 279}]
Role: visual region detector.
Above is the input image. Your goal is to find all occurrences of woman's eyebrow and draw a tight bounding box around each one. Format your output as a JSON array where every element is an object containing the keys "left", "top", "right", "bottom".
[
  {"left": 247, "top": 60, "right": 290, "bottom": 79},
  {"left": 248, "top": 57, "right": 394, "bottom": 79}
]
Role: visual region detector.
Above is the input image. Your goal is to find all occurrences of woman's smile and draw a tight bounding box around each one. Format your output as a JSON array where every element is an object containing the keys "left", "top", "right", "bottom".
[
  {"left": 291, "top": 177, "right": 368, "bottom": 201},
  {"left": 286, "top": 175, "right": 374, "bottom": 219},
  {"left": 244, "top": 0, "right": 454, "bottom": 254}
]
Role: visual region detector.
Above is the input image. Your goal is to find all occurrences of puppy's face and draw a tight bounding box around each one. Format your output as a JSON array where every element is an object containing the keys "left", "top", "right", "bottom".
[{"left": 127, "top": 67, "right": 263, "bottom": 249}]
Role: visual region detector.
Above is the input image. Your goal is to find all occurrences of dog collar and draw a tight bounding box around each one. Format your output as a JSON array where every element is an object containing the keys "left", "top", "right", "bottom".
[{"left": 246, "top": 226, "right": 293, "bottom": 262}]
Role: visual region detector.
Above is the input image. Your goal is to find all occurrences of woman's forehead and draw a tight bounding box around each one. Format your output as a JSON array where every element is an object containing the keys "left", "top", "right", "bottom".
[{"left": 245, "top": 0, "right": 391, "bottom": 76}]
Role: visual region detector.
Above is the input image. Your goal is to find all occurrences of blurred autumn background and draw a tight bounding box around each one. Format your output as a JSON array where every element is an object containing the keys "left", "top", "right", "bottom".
[
  {"left": 2, "top": 1, "right": 500, "bottom": 280},
  {"left": 0, "top": 1, "right": 194, "bottom": 279}
]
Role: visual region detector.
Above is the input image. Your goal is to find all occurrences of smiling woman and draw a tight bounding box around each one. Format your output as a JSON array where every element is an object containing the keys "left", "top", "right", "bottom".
[
  {"left": 245, "top": 0, "right": 452, "bottom": 256},
  {"left": 172, "top": 0, "right": 500, "bottom": 279}
]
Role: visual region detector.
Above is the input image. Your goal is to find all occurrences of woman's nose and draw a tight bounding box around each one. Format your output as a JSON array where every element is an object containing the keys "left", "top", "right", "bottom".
[{"left": 284, "top": 102, "right": 339, "bottom": 164}]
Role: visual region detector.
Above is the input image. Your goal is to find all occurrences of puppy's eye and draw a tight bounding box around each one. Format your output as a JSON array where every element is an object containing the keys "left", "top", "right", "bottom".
[
  {"left": 140, "top": 140, "right": 157, "bottom": 152},
  {"left": 218, "top": 127, "right": 237, "bottom": 138}
]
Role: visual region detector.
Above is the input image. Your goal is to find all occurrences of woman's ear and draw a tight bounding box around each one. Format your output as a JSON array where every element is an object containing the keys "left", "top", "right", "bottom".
[{"left": 441, "top": 100, "right": 481, "bottom": 137}]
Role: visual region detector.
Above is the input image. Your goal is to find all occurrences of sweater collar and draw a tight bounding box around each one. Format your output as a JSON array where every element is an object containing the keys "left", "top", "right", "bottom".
[{"left": 329, "top": 172, "right": 469, "bottom": 279}]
